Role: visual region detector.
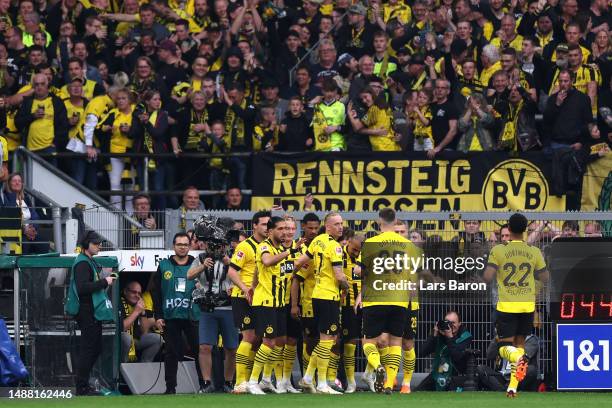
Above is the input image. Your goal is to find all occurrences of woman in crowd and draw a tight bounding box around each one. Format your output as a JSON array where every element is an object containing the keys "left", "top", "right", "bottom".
[{"left": 130, "top": 90, "right": 171, "bottom": 210}]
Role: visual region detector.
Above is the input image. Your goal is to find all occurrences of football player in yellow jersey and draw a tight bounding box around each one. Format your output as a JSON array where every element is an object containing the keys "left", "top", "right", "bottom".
[
  {"left": 294, "top": 212, "right": 348, "bottom": 394},
  {"left": 246, "top": 217, "right": 293, "bottom": 395},
  {"left": 396, "top": 222, "right": 433, "bottom": 394},
  {"left": 290, "top": 213, "right": 321, "bottom": 377},
  {"left": 270, "top": 215, "right": 303, "bottom": 393},
  {"left": 484, "top": 213, "right": 548, "bottom": 398},
  {"left": 340, "top": 229, "right": 364, "bottom": 393},
  {"left": 361, "top": 208, "right": 422, "bottom": 394},
  {"left": 227, "top": 210, "right": 270, "bottom": 393}
]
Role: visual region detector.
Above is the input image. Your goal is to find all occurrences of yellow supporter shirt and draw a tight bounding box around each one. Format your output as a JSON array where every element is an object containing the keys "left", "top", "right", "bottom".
[
  {"left": 303, "top": 233, "right": 344, "bottom": 302},
  {"left": 101, "top": 106, "right": 135, "bottom": 153},
  {"left": 362, "top": 105, "right": 400, "bottom": 151},
  {"left": 59, "top": 79, "right": 99, "bottom": 101},
  {"left": 487, "top": 240, "right": 547, "bottom": 313},
  {"left": 64, "top": 99, "right": 86, "bottom": 142},
  {"left": 479, "top": 60, "right": 502, "bottom": 88},
  {"left": 229, "top": 236, "right": 260, "bottom": 298},
  {"left": 27, "top": 97, "right": 55, "bottom": 151},
  {"left": 489, "top": 34, "right": 524, "bottom": 52},
  {"left": 253, "top": 239, "right": 286, "bottom": 307}
]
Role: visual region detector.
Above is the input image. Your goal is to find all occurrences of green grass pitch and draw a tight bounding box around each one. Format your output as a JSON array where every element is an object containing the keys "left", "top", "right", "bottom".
[{"left": 3, "top": 392, "right": 612, "bottom": 408}]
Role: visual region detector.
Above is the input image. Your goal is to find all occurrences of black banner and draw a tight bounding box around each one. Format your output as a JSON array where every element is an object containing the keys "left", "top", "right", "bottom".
[{"left": 251, "top": 152, "right": 566, "bottom": 212}]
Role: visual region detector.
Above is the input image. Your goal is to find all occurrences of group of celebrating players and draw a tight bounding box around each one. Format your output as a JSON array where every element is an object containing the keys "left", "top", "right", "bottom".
[{"left": 226, "top": 208, "right": 547, "bottom": 397}]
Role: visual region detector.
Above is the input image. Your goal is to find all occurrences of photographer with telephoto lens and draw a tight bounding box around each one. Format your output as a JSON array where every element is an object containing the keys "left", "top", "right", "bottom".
[
  {"left": 188, "top": 215, "right": 239, "bottom": 393},
  {"left": 416, "top": 311, "right": 473, "bottom": 391}
]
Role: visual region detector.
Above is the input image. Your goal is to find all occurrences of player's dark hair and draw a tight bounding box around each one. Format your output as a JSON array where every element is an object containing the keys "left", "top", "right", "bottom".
[
  {"left": 508, "top": 213, "right": 528, "bottom": 234},
  {"left": 343, "top": 228, "right": 355, "bottom": 240},
  {"left": 302, "top": 212, "right": 320, "bottom": 224},
  {"left": 379, "top": 208, "right": 396, "bottom": 224},
  {"left": 253, "top": 210, "right": 271, "bottom": 225},
  {"left": 173, "top": 232, "right": 190, "bottom": 244},
  {"left": 268, "top": 216, "right": 285, "bottom": 230}
]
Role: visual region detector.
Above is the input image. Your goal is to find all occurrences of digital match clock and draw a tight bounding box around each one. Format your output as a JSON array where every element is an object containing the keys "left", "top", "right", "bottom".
[{"left": 549, "top": 238, "right": 612, "bottom": 323}]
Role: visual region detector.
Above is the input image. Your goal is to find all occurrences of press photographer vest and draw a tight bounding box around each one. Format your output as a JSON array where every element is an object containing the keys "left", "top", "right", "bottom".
[
  {"left": 65, "top": 253, "right": 114, "bottom": 322},
  {"left": 158, "top": 257, "right": 199, "bottom": 321}
]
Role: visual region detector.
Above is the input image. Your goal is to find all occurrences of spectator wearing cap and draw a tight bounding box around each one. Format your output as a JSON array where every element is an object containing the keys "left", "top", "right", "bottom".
[
  {"left": 156, "top": 39, "right": 188, "bottom": 96},
  {"left": 543, "top": 22, "right": 591, "bottom": 65},
  {"left": 336, "top": 3, "right": 375, "bottom": 59},
  {"left": 335, "top": 53, "right": 358, "bottom": 101},
  {"left": 216, "top": 46, "right": 250, "bottom": 96},
  {"left": 272, "top": 29, "right": 307, "bottom": 89},
  {"left": 127, "top": 4, "right": 170, "bottom": 42},
  {"left": 59, "top": 57, "right": 105, "bottom": 100},
  {"left": 260, "top": 77, "right": 288, "bottom": 123}
]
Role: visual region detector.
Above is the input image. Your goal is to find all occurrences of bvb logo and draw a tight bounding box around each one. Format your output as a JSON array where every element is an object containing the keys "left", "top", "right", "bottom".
[
  {"left": 243, "top": 316, "right": 251, "bottom": 325},
  {"left": 482, "top": 159, "right": 548, "bottom": 211},
  {"left": 330, "top": 324, "right": 338, "bottom": 332},
  {"left": 265, "top": 326, "right": 274, "bottom": 335},
  {"left": 163, "top": 271, "right": 173, "bottom": 280},
  {"left": 342, "top": 328, "right": 349, "bottom": 336},
  {"left": 317, "top": 133, "right": 329, "bottom": 143}
]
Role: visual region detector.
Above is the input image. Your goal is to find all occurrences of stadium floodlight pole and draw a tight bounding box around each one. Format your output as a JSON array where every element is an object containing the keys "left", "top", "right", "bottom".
[{"left": 287, "top": 9, "right": 350, "bottom": 86}]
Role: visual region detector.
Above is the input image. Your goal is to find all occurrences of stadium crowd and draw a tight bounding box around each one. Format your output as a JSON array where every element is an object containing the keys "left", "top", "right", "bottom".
[{"left": 0, "top": 0, "right": 610, "bottom": 210}]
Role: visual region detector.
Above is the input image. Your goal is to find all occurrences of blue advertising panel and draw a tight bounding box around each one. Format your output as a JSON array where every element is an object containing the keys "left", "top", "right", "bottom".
[{"left": 557, "top": 324, "right": 612, "bottom": 390}]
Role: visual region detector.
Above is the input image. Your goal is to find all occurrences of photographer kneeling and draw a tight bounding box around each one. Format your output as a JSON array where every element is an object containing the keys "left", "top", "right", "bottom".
[
  {"left": 416, "top": 311, "right": 474, "bottom": 391},
  {"left": 187, "top": 219, "right": 238, "bottom": 394}
]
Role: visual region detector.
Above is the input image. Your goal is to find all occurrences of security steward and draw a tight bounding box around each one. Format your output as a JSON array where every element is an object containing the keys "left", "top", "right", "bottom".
[
  {"left": 65, "top": 230, "right": 115, "bottom": 396},
  {"left": 151, "top": 232, "right": 201, "bottom": 394}
]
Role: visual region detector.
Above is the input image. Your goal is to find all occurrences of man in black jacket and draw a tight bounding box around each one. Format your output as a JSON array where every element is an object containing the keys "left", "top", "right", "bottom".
[
  {"left": 543, "top": 69, "right": 593, "bottom": 152},
  {"left": 15, "top": 73, "right": 68, "bottom": 164},
  {"left": 416, "top": 311, "right": 473, "bottom": 391},
  {"left": 71, "top": 231, "right": 115, "bottom": 395},
  {"left": 278, "top": 96, "right": 313, "bottom": 151}
]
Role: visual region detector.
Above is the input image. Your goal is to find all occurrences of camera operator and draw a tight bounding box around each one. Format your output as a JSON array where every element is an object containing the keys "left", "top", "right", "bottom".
[
  {"left": 416, "top": 311, "right": 473, "bottom": 391},
  {"left": 187, "top": 240, "right": 238, "bottom": 394},
  {"left": 65, "top": 230, "right": 115, "bottom": 396}
]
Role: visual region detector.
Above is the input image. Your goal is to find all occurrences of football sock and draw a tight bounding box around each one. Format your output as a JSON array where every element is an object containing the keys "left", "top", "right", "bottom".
[{"left": 402, "top": 348, "right": 416, "bottom": 386}]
